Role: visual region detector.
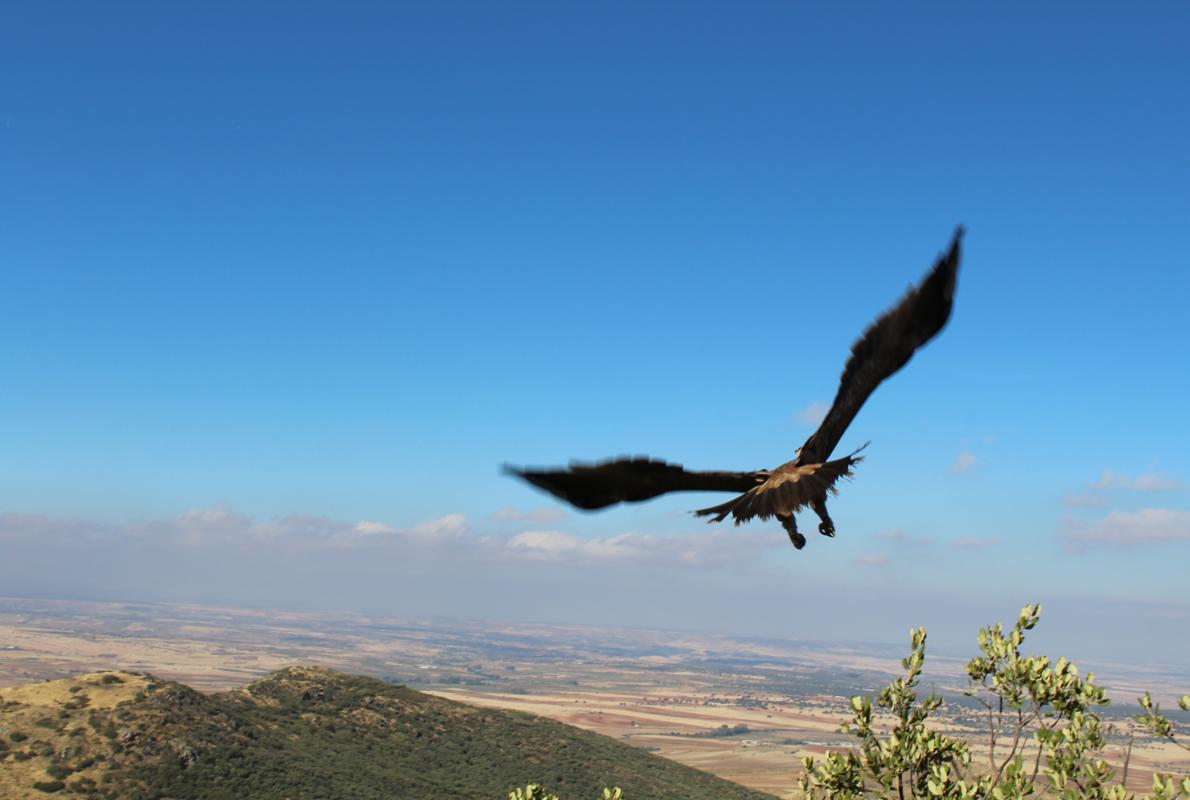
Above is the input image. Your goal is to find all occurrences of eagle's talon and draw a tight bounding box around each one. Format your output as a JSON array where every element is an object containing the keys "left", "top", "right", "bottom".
[{"left": 779, "top": 515, "right": 805, "bottom": 550}]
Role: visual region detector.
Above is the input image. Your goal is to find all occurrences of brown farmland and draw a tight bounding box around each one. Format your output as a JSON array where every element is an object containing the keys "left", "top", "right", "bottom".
[{"left": 2, "top": 596, "right": 1187, "bottom": 798}]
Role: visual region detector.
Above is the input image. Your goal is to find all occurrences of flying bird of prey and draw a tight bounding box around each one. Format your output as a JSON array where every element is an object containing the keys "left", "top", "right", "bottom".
[{"left": 505, "top": 228, "right": 963, "bottom": 550}]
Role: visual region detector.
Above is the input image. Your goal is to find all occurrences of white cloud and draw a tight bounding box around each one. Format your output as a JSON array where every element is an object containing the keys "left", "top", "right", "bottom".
[
  {"left": 175, "top": 506, "right": 249, "bottom": 529},
  {"left": 0, "top": 507, "right": 778, "bottom": 570},
  {"left": 353, "top": 521, "right": 399, "bottom": 536},
  {"left": 852, "top": 554, "right": 889, "bottom": 567},
  {"left": 204, "top": 513, "right": 369, "bottom": 547},
  {"left": 505, "top": 528, "right": 775, "bottom": 567},
  {"left": 491, "top": 505, "right": 567, "bottom": 524},
  {"left": 1064, "top": 508, "right": 1190, "bottom": 552},
  {"left": 1094, "top": 470, "right": 1184, "bottom": 493},
  {"left": 795, "top": 401, "right": 828, "bottom": 426},
  {"left": 1062, "top": 470, "right": 1185, "bottom": 516},
  {"left": 0, "top": 507, "right": 468, "bottom": 550},
  {"left": 950, "top": 452, "right": 977, "bottom": 475},
  {"left": 508, "top": 530, "right": 641, "bottom": 561},
  {"left": 507, "top": 530, "right": 579, "bottom": 554},
  {"left": 407, "top": 513, "right": 467, "bottom": 543}
]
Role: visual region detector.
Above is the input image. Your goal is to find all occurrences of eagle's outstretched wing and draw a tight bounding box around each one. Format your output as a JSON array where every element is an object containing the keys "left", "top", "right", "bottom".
[
  {"left": 797, "top": 227, "right": 963, "bottom": 465},
  {"left": 505, "top": 228, "right": 962, "bottom": 521},
  {"left": 503, "top": 458, "right": 766, "bottom": 511}
]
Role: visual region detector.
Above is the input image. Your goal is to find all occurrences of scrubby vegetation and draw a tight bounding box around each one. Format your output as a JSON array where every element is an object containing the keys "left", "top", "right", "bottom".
[
  {"left": 0, "top": 667, "right": 772, "bottom": 799},
  {"left": 508, "top": 785, "right": 622, "bottom": 800},
  {"left": 703, "top": 724, "right": 751, "bottom": 738},
  {"left": 799, "top": 605, "right": 1190, "bottom": 800},
  {"left": 506, "top": 607, "right": 1190, "bottom": 800},
  {"left": 4, "top": 608, "right": 1187, "bottom": 800}
]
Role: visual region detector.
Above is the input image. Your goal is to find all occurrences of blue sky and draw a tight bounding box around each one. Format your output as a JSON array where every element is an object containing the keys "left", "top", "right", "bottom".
[{"left": 2, "top": 3, "right": 1189, "bottom": 662}]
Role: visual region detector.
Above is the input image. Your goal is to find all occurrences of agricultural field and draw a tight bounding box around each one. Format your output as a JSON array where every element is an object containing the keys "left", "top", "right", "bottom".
[{"left": 2, "top": 596, "right": 1187, "bottom": 798}]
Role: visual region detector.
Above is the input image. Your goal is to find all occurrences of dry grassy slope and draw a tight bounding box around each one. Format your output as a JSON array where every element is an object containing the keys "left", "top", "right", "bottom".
[
  {"left": 0, "top": 666, "right": 778, "bottom": 800},
  {"left": 0, "top": 671, "right": 154, "bottom": 799}
]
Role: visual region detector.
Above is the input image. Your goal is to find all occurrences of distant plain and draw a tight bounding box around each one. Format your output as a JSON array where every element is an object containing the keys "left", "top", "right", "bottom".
[{"left": 2, "top": 596, "right": 1186, "bottom": 797}]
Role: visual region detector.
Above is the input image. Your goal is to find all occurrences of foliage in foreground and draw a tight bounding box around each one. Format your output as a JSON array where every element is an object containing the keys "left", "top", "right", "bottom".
[
  {"left": 510, "top": 606, "right": 1189, "bottom": 800},
  {"left": 509, "top": 786, "right": 623, "bottom": 800},
  {"left": 799, "top": 604, "right": 1190, "bottom": 800}
]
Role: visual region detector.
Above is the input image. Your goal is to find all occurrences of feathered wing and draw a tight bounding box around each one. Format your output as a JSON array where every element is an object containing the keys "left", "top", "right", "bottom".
[
  {"left": 797, "top": 227, "right": 963, "bottom": 464},
  {"left": 503, "top": 458, "right": 766, "bottom": 511},
  {"left": 505, "top": 228, "right": 962, "bottom": 524},
  {"left": 694, "top": 447, "right": 865, "bottom": 524}
]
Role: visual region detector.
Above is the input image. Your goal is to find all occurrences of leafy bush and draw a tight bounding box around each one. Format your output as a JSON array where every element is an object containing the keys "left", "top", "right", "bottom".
[
  {"left": 704, "top": 724, "right": 750, "bottom": 738},
  {"left": 508, "top": 786, "right": 623, "bottom": 800},
  {"left": 45, "top": 763, "right": 73, "bottom": 779},
  {"left": 799, "top": 604, "right": 1190, "bottom": 800}
]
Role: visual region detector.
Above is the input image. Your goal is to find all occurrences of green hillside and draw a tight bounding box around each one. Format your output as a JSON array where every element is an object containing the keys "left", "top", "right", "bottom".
[{"left": 0, "top": 667, "right": 777, "bottom": 800}]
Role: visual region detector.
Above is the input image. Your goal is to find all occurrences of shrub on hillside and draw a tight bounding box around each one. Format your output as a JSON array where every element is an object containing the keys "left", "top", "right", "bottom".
[
  {"left": 799, "top": 604, "right": 1190, "bottom": 800},
  {"left": 510, "top": 606, "right": 1190, "bottom": 800},
  {"left": 508, "top": 785, "right": 623, "bottom": 800}
]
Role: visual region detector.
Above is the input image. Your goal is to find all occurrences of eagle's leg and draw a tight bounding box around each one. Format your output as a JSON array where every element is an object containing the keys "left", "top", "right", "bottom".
[
  {"left": 811, "top": 496, "right": 835, "bottom": 538},
  {"left": 778, "top": 513, "right": 806, "bottom": 550}
]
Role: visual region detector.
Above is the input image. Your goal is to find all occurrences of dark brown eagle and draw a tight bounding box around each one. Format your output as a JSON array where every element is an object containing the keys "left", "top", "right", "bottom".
[{"left": 504, "top": 228, "right": 963, "bottom": 550}]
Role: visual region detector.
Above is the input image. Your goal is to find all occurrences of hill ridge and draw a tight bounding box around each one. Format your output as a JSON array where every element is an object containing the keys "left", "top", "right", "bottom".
[{"left": 0, "top": 666, "right": 778, "bottom": 800}]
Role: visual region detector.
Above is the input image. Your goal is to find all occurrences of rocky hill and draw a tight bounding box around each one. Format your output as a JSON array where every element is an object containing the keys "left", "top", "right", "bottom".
[{"left": 0, "top": 666, "right": 778, "bottom": 800}]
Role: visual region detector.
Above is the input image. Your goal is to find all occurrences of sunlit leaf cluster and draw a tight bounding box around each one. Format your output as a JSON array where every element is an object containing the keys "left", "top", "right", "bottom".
[
  {"left": 507, "top": 786, "right": 623, "bottom": 800},
  {"left": 799, "top": 605, "right": 1190, "bottom": 800}
]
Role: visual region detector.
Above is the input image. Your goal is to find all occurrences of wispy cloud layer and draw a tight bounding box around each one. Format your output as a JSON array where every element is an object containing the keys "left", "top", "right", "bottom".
[
  {"left": 852, "top": 553, "right": 889, "bottom": 567},
  {"left": 1063, "top": 468, "right": 1184, "bottom": 514},
  {"left": 0, "top": 507, "right": 466, "bottom": 550},
  {"left": 795, "top": 401, "right": 828, "bottom": 426},
  {"left": 1064, "top": 508, "right": 1190, "bottom": 553},
  {"left": 491, "top": 505, "right": 568, "bottom": 524},
  {"left": 0, "top": 507, "right": 777, "bottom": 569},
  {"left": 1094, "top": 470, "right": 1185, "bottom": 493},
  {"left": 513, "top": 528, "right": 775, "bottom": 566},
  {"left": 407, "top": 513, "right": 468, "bottom": 543},
  {"left": 950, "top": 452, "right": 977, "bottom": 475}
]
